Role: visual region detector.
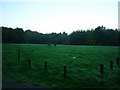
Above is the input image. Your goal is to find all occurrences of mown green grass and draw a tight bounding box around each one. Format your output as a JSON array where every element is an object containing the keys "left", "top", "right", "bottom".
[{"left": 2, "top": 44, "right": 120, "bottom": 88}]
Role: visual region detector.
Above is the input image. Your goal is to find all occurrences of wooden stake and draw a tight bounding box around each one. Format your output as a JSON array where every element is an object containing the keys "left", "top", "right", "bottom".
[
  {"left": 45, "top": 62, "right": 47, "bottom": 72},
  {"left": 63, "top": 66, "right": 67, "bottom": 79},
  {"left": 100, "top": 64, "right": 104, "bottom": 74},
  {"left": 28, "top": 59, "right": 31, "bottom": 67},
  {"left": 117, "top": 57, "right": 119, "bottom": 65},
  {"left": 110, "top": 60, "right": 113, "bottom": 70},
  {"left": 18, "top": 51, "right": 20, "bottom": 61}
]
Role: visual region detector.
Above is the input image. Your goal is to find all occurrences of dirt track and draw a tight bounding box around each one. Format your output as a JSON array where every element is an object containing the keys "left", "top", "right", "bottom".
[{"left": 2, "top": 78, "right": 42, "bottom": 88}]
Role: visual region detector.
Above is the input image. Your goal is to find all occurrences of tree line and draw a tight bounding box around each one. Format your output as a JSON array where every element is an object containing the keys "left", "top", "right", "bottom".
[{"left": 1, "top": 26, "right": 120, "bottom": 46}]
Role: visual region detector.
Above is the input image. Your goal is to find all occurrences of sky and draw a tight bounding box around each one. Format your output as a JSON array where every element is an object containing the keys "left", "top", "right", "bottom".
[{"left": 0, "top": 0, "right": 119, "bottom": 34}]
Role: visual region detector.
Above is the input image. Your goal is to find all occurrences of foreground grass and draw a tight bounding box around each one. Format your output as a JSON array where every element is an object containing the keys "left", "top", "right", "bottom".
[{"left": 2, "top": 44, "right": 120, "bottom": 88}]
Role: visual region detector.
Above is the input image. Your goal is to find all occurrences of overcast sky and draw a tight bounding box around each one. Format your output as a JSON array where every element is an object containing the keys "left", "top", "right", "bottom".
[{"left": 0, "top": 0, "right": 119, "bottom": 34}]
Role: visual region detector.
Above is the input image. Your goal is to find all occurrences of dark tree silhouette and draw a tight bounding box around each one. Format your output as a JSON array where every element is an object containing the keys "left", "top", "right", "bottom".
[{"left": 1, "top": 26, "right": 119, "bottom": 46}]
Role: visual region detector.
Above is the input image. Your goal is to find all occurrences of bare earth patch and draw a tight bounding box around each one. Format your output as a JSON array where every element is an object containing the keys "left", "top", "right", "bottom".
[{"left": 2, "top": 78, "right": 42, "bottom": 88}]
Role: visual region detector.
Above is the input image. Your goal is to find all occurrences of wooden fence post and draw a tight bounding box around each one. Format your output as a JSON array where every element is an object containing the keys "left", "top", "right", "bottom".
[
  {"left": 28, "top": 59, "right": 31, "bottom": 67},
  {"left": 110, "top": 60, "right": 113, "bottom": 70},
  {"left": 45, "top": 62, "right": 47, "bottom": 72},
  {"left": 100, "top": 64, "right": 104, "bottom": 74},
  {"left": 117, "top": 57, "right": 119, "bottom": 65},
  {"left": 18, "top": 51, "right": 20, "bottom": 61},
  {"left": 63, "top": 66, "right": 67, "bottom": 79}
]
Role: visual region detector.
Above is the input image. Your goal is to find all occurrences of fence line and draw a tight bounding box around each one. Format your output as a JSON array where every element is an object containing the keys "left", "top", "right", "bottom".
[{"left": 16, "top": 52, "right": 120, "bottom": 81}]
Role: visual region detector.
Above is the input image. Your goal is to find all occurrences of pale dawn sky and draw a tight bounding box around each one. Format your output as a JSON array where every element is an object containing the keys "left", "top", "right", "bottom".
[{"left": 0, "top": 0, "right": 119, "bottom": 34}]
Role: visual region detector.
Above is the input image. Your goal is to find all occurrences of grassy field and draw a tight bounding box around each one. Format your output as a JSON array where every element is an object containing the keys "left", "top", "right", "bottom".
[{"left": 2, "top": 44, "right": 120, "bottom": 88}]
